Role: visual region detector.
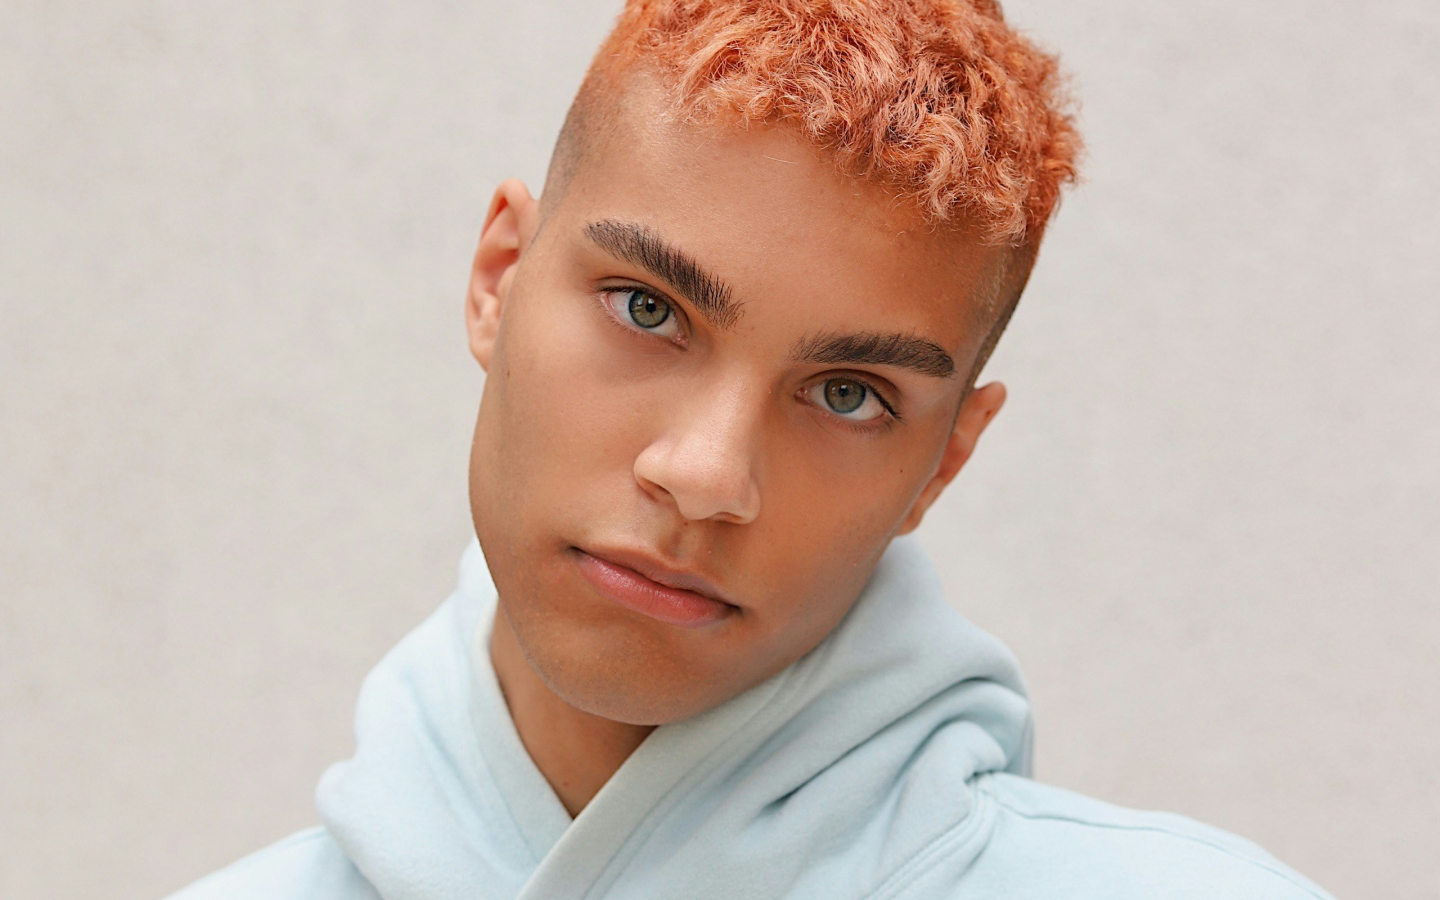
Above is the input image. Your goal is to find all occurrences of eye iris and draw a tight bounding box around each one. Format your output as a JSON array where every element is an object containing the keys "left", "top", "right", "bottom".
[
  {"left": 628, "top": 291, "right": 670, "bottom": 328},
  {"left": 824, "top": 378, "right": 866, "bottom": 414}
]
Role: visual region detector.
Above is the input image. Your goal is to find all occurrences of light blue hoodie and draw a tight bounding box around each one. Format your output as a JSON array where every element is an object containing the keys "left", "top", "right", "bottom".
[{"left": 168, "top": 536, "right": 1334, "bottom": 899}]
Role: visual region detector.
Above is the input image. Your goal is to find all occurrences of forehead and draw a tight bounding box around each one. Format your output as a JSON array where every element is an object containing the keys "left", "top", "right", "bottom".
[{"left": 546, "top": 82, "right": 1005, "bottom": 353}]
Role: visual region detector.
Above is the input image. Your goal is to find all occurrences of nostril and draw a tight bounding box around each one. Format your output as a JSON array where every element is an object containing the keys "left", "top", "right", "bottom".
[
  {"left": 634, "top": 439, "right": 760, "bottom": 524},
  {"left": 633, "top": 459, "right": 675, "bottom": 506}
]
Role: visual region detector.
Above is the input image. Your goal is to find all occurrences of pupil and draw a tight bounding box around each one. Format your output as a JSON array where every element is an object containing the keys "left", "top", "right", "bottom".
[
  {"left": 628, "top": 291, "right": 670, "bottom": 328},
  {"left": 825, "top": 379, "right": 866, "bottom": 414}
]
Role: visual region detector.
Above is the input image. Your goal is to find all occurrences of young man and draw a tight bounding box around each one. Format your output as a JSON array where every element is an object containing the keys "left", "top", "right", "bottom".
[{"left": 171, "top": 1, "right": 1333, "bottom": 897}]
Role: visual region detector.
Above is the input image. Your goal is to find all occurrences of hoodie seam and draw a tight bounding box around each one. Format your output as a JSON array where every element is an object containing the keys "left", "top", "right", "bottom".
[
  {"left": 985, "top": 787, "right": 1328, "bottom": 900},
  {"left": 859, "top": 781, "right": 995, "bottom": 900}
]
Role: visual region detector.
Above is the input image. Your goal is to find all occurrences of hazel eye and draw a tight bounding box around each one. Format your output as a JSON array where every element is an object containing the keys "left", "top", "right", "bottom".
[
  {"left": 604, "top": 289, "right": 682, "bottom": 340},
  {"left": 804, "top": 377, "right": 889, "bottom": 422},
  {"left": 628, "top": 290, "right": 669, "bottom": 328}
]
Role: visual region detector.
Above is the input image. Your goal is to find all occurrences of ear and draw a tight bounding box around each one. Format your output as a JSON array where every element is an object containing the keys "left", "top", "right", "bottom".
[
  {"left": 466, "top": 178, "right": 540, "bottom": 372},
  {"left": 895, "top": 381, "right": 1007, "bottom": 535}
]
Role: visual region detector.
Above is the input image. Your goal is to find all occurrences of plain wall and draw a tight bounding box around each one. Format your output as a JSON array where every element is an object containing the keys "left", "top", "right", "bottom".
[{"left": 3, "top": 2, "right": 1436, "bottom": 898}]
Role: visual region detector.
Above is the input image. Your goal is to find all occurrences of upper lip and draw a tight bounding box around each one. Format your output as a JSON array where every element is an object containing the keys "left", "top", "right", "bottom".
[{"left": 579, "top": 544, "right": 736, "bottom": 607}]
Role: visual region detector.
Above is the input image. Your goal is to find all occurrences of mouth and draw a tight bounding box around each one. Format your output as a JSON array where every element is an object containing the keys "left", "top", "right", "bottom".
[{"left": 569, "top": 545, "right": 737, "bottom": 628}]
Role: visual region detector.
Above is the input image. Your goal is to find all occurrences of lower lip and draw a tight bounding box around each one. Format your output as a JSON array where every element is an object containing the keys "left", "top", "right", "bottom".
[{"left": 572, "top": 548, "right": 733, "bottom": 628}]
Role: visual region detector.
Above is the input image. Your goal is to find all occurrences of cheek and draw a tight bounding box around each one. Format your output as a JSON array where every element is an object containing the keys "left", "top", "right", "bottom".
[
  {"left": 475, "top": 287, "right": 697, "bottom": 554},
  {"left": 764, "top": 419, "right": 930, "bottom": 548},
  {"left": 727, "top": 434, "right": 927, "bottom": 668},
  {"left": 493, "top": 292, "right": 663, "bottom": 471}
]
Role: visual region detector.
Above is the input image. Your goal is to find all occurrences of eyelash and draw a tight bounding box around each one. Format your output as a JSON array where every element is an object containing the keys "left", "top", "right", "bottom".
[
  {"left": 596, "top": 284, "right": 901, "bottom": 434},
  {"left": 598, "top": 285, "right": 689, "bottom": 346},
  {"left": 816, "top": 376, "right": 901, "bottom": 434}
]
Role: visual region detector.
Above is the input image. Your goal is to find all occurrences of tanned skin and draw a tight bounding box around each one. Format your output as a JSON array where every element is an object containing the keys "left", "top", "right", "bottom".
[{"left": 465, "top": 81, "right": 1014, "bottom": 816}]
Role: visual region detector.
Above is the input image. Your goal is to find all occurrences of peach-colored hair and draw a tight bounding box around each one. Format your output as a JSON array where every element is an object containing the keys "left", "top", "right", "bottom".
[{"left": 585, "top": 0, "right": 1081, "bottom": 245}]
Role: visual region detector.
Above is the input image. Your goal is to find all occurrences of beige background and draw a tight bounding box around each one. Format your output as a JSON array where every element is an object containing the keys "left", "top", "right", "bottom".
[{"left": 3, "top": 1, "right": 1437, "bottom": 898}]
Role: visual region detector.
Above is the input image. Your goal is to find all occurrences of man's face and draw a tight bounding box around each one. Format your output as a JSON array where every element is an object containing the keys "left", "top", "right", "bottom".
[{"left": 467, "top": 87, "right": 1010, "bottom": 725}]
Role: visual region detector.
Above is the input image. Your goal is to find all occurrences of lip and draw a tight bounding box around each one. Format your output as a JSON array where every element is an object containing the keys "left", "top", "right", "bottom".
[{"left": 570, "top": 545, "right": 736, "bottom": 628}]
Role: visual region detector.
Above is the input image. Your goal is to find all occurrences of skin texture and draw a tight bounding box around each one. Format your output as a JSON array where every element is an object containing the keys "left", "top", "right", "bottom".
[{"left": 466, "top": 83, "right": 1012, "bottom": 816}]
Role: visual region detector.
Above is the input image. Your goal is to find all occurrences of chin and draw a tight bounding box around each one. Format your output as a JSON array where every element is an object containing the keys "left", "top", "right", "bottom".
[
  {"left": 507, "top": 591, "right": 734, "bottom": 726},
  {"left": 504, "top": 555, "right": 743, "bottom": 722}
]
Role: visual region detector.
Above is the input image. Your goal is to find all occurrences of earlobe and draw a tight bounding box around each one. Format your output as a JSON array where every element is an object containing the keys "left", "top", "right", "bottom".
[
  {"left": 895, "top": 381, "right": 1007, "bottom": 535},
  {"left": 466, "top": 178, "right": 539, "bottom": 372}
]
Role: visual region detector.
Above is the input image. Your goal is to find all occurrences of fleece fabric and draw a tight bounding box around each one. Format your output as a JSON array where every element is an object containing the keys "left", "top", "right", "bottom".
[{"left": 167, "top": 536, "right": 1334, "bottom": 900}]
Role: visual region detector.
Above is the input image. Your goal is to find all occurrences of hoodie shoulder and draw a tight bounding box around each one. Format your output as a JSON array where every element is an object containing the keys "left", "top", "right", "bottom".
[
  {"left": 948, "top": 773, "right": 1334, "bottom": 900},
  {"left": 163, "top": 828, "right": 378, "bottom": 900}
]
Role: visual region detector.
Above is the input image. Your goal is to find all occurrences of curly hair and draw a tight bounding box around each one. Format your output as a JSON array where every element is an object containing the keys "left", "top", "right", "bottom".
[{"left": 568, "top": 0, "right": 1081, "bottom": 245}]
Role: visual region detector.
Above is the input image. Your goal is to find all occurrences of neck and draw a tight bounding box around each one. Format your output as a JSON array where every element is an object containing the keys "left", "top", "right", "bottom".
[{"left": 488, "top": 607, "right": 655, "bottom": 817}]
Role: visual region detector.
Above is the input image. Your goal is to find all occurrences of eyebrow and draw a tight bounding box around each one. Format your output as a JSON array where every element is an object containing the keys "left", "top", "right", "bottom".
[
  {"left": 585, "top": 219, "right": 743, "bottom": 331},
  {"left": 791, "top": 330, "right": 956, "bottom": 379}
]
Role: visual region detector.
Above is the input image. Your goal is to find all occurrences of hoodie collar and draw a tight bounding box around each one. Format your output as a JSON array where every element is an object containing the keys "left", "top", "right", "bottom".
[{"left": 319, "top": 534, "right": 1031, "bottom": 900}]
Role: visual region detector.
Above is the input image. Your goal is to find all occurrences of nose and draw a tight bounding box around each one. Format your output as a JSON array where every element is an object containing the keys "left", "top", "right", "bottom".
[{"left": 633, "top": 377, "right": 763, "bottom": 525}]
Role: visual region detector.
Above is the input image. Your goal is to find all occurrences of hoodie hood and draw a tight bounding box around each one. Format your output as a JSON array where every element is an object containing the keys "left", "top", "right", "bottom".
[{"left": 317, "top": 534, "right": 1032, "bottom": 900}]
